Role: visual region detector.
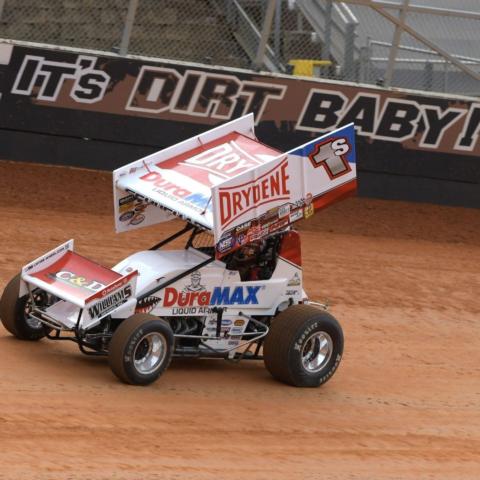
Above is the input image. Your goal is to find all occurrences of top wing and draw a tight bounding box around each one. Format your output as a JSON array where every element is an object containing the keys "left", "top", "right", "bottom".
[
  {"left": 112, "top": 114, "right": 357, "bottom": 257},
  {"left": 113, "top": 113, "right": 280, "bottom": 232},
  {"left": 114, "top": 130, "right": 281, "bottom": 231}
]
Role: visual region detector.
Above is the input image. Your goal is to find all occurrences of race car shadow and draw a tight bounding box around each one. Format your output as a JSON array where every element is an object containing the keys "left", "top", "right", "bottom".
[
  {"left": 0, "top": 333, "right": 294, "bottom": 390},
  {"left": 168, "top": 356, "right": 278, "bottom": 385}
]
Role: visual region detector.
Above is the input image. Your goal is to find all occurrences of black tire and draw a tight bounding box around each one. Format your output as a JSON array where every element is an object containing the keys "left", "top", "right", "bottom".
[
  {"left": 263, "top": 304, "right": 344, "bottom": 387},
  {"left": 108, "top": 314, "right": 174, "bottom": 385},
  {"left": 0, "top": 274, "right": 48, "bottom": 341}
]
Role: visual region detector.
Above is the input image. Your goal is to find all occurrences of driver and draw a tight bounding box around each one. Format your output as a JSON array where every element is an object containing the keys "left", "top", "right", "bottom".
[{"left": 231, "top": 240, "right": 264, "bottom": 280}]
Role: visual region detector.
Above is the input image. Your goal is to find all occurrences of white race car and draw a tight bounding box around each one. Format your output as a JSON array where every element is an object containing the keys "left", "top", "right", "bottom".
[{"left": 0, "top": 114, "right": 357, "bottom": 387}]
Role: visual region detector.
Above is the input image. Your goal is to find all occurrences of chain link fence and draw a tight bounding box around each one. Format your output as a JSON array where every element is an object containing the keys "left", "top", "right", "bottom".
[{"left": 0, "top": 0, "right": 478, "bottom": 96}]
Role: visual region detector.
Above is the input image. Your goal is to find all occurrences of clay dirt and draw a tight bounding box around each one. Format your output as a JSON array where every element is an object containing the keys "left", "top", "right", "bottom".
[{"left": 0, "top": 160, "right": 479, "bottom": 480}]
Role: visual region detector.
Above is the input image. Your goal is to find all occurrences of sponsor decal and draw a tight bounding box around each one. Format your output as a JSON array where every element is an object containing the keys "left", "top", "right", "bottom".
[
  {"left": 179, "top": 139, "right": 266, "bottom": 180},
  {"left": 23, "top": 242, "right": 71, "bottom": 273},
  {"left": 173, "top": 306, "right": 213, "bottom": 315},
  {"left": 308, "top": 137, "right": 352, "bottom": 179},
  {"left": 217, "top": 233, "right": 235, "bottom": 254},
  {"left": 183, "top": 271, "right": 206, "bottom": 292},
  {"left": 129, "top": 213, "right": 145, "bottom": 225},
  {"left": 269, "top": 218, "right": 289, "bottom": 233},
  {"left": 50, "top": 270, "right": 105, "bottom": 293},
  {"left": 285, "top": 289, "right": 299, "bottom": 296},
  {"left": 235, "top": 220, "right": 252, "bottom": 232},
  {"left": 247, "top": 224, "right": 261, "bottom": 239},
  {"left": 135, "top": 296, "right": 161, "bottom": 314},
  {"left": 289, "top": 209, "right": 303, "bottom": 223},
  {"left": 140, "top": 171, "right": 192, "bottom": 198},
  {"left": 236, "top": 233, "right": 247, "bottom": 246},
  {"left": 206, "top": 326, "right": 230, "bottom": 333},
  {"left": 119, "top": 211, "right": 135, "bottom": 222},
  {"left": 119, "top": 194, "right": 135, "bottom": 212},
  {"left": 304, "top": 204, "right": 314, "bottom": 219},
  {"left": 234, "top": 319, "right": 245, "bottom": 327},
  {"left": 85, "top": 271, "right": 137, "bottom": 303},
  {"left": 88, "top": 285, "right": 132, "bottom": 319},
  {"left": 230, "top": 327, "right": 243, "bottom": 334},
  {"left": 278, "top": 203, "right": 291, "bottom": 218},
  {"left": 163, "top": 285, "right": 261, "bottom": 307},
  {"left": 287, "top": 273, "right": 301, "bottom": 286},
  {"left": 218, "top": 159, "right": 290, "bottom": 228}
]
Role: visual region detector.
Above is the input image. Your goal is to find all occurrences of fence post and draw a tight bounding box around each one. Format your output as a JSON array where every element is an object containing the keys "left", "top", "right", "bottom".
[
  {"left": 324, "top": 0, "right": 333, "bottom": 60},
  {"left": 119, "top": 0, "right": 140, "bottom": 56},
  {"left": 443, "top": 61, "right": 449, "bottom": 93},
  {"left": 274, "top": 0, "right": 282, "bottom": 62},
  {"left": 344, "top": 22, "right": 356, "bottom": 81},
  {"left": 424, "top": 60, "right": 433, "bottom": 90},
  {"left": 254, "top": 0, "right": 277, "bottom": 69},
  {"left": 225, "top": 0, "right": 235, "bottom": 24},
  {"left": 384, "top": 0, "right": 407, "bottom": 86},
  {"left": 359, "top": 45, "right": 369, "bottom": 83}
]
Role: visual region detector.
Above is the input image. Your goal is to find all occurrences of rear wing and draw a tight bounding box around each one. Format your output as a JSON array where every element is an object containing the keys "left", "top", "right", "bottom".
[
  {"left": 211, "top": 123, "right": 356, "bottom": 253},
  {"left": 21, "top": 240, "right": 137, "bottom": 321},
  {"left": 113, "top": 114, "right": 356, "bottom": 256}
]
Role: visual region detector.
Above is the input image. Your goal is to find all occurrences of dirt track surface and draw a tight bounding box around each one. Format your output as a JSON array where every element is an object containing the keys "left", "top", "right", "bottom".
[{"left": 0, "top": 160, "right": 479, "bottom": 479}]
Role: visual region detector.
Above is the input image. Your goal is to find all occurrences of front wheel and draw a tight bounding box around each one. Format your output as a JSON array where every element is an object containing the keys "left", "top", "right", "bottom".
[
  {"left": 263, "top": 304, "right": 344, "bottom": 387},
  {"left": 108, "top": 314, "right": 174, "bottom": 385},
  {"left": 0, "top": 274, "right": 48, "bottom": 341}
]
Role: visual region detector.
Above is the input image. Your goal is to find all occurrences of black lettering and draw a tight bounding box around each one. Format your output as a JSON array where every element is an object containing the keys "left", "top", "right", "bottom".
[
  {"left": 88, "top": 285, "right": 132, "bottom": 319},
  {"left": 172, "top": 71, "right": 202, "bottom": 111},
  {"left": 14, "top": 57, "right": 41, "bottom": 92},
  {"left": 38, "top": 63, "right": 77, "bottom": 98},
  {"left": 421, "top": 107, "right": 463, "bottom": 146},
  {"left": 240, "top": 82, "right": 285, "bottom": 119},
  {"left": 129, "top": 68, "right": 180, "bottom": 112},
  {"left": 339, "top": 95, "right": 377, "bottom": 134},
  {"left": 74, "top": 72, "right": 106, "bottom": 101},
  {"left": 375, "top": 101, "right": 420, "bottom": 139},
  {"left": 457, "top": 104, "right": 480, "bottom": 150},
  {"left": 192, "top": 75, "right": 240, "bottom": 118},
  {"left": 298, "top": 91, "right": 345, "bottom": 130}
]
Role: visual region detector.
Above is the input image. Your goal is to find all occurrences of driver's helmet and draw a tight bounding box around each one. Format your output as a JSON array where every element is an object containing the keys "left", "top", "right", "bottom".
[{"left": 235, "top": 240, "right": 265, "bottom": 263}]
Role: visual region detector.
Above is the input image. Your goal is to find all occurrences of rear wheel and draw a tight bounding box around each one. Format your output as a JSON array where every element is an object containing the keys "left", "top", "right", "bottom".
[
  {"left": 0, "top": 274, "right": 48, "bottom": 340},
  {"left": 263, "top": 304, "right": 344, "bottom": 387},
  {"left": 108, "top": 314, "right": 174, "bottom": 385}
]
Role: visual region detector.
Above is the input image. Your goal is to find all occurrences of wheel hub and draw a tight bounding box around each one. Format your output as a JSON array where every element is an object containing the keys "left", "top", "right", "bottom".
[
  {"left": 133, "top": 332, "right": 167, "bottom": 375},
  {"left": 24, "top": 293, "right": 45, "bottom": 330},
  {"left": 301, "top": 331, "right": 333, "bottom": 373}
]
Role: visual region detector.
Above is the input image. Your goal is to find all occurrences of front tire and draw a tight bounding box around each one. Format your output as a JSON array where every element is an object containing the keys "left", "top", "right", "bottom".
[
  {"left": 263, "top": 304, "right": 344, "bottom": 387},
  {"left": 108, "top": 314, "right": 174, "bottom": 385},
  {"left": 0, "top": 274, "right": 48, "bottom": 341}
]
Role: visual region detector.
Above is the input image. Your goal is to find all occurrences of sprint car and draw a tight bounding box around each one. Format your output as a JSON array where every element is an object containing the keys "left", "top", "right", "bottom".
[{"left": 0, "top": 114, "right": 357, "bottom": 387}]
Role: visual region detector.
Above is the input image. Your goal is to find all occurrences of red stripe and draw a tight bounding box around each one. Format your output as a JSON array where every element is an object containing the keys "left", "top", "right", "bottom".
[{"left": 312, "top": 179, "right": 357, "bottom": 212}]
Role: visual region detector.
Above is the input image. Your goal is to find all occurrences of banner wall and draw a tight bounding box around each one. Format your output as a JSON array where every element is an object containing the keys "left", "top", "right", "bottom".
[{"left": 0, "top": 41, "right": 478, "bottom": 207}]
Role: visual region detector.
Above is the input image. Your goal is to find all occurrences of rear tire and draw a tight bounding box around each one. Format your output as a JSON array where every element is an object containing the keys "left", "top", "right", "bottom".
[
  {"left": 0, "top": 274, "right": 48, "bottom": 341},
  {"left": 263, "top": 304, "right": 344, "bottom": 387},
  {"left": 108, "top": 314, "right": 174, "bottom": 385}
]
